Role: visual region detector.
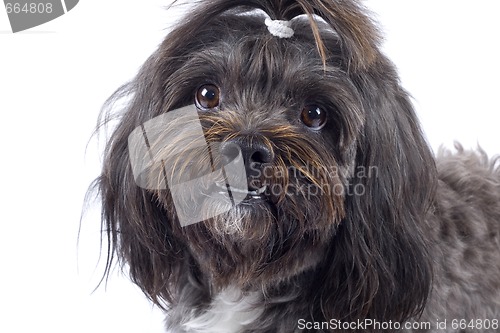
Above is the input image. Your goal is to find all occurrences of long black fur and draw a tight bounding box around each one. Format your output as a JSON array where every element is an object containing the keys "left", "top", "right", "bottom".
[{"left": 92, "top": 0, "right": 500, "bottom": 332}]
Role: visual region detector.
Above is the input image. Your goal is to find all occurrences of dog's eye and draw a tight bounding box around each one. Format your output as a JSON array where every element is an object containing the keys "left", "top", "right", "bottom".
[
  {"left": 301, "top": 105, "right": 327, "bottom": 129},
  {"left": 195, "top": 84, "right": 220, "bottom": 110}
]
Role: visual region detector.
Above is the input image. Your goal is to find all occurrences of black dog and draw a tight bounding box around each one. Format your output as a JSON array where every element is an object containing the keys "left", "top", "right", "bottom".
[{"left": 93, "top": 0, "right": 500, "bottom": 331}]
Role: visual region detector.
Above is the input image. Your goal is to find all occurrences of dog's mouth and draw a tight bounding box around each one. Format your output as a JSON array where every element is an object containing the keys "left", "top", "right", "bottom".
[{"left": 215, "top": 182, "right": 268, "bottom": 201}]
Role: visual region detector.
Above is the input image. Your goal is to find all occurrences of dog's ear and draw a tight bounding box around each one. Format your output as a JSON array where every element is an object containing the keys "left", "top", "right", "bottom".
[
  {"left": 94, "top": 53, "right": 193, "bottom": 308},
  {"left": 311, "top": 59, "right": 437, "bottom": 323}
]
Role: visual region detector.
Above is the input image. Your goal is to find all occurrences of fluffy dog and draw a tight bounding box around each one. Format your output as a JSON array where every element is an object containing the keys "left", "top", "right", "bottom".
[{"left": 94, "top": 0, "right": 500, "bottom": 332}]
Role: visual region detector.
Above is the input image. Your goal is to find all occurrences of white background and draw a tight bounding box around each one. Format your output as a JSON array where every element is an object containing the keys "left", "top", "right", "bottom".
[{"left": 0, "top": 1, "right": 498, "bottom": 332}]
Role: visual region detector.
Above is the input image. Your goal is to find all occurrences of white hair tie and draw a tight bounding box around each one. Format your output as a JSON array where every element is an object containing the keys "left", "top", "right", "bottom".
[{"left": 264, "top": 18, "right": 294, "bottom": 39}]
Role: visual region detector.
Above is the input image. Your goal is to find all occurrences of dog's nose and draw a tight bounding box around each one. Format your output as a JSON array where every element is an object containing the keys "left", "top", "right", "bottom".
[{"left": 219, "top": 139, "right": 274, "bottom": 180}]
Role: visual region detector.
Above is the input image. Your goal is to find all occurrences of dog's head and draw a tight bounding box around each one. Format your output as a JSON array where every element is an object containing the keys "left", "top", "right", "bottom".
[{"left": 96, "top": 0, "right": 436, "bottom": 324}]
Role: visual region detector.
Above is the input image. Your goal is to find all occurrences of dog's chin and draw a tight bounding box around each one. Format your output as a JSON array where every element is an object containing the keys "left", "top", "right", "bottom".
[
  {"left": 198, "top": 184, "right": 278, "bottom": 236},
  {"left": 177, "top": 190, "right": 338, "bottom": 289}
]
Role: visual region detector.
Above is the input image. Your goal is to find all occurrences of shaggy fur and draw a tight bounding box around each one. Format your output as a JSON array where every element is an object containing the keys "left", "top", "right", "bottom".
[{"left": 93, "top": 0, "right": 500, "bottom": 332}]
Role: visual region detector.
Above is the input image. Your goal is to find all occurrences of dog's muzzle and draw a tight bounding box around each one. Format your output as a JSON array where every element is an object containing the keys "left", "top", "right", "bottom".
[{"left": 218, "top": 138, "right": 274, "bottom": 200}]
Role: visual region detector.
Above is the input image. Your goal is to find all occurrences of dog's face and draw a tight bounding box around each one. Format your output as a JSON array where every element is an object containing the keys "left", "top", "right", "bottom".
[
  {"left": 98, "top": 0, "right": 437, "bottom": 323},
  {"left": 146, "top": 13, "right": 368, "bottom": 287}
]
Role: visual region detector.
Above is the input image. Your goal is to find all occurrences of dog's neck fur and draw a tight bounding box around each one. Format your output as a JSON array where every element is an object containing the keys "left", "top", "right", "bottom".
[{"left": 180, "top": 286, "right": 263, "bottom": 333}]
